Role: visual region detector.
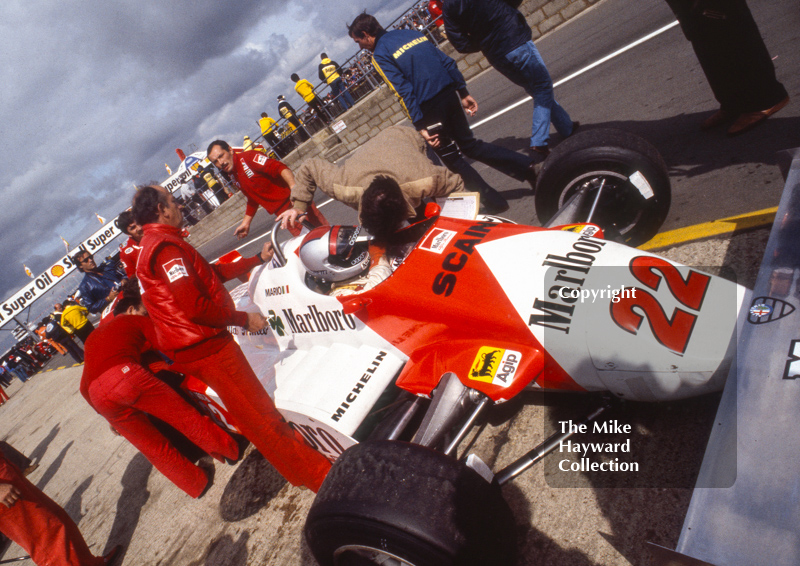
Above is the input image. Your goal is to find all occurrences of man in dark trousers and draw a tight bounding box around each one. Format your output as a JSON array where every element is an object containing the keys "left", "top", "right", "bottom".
[
  {"left": 664, "top": 0, "right": 789, "bottom": 135},
  {"left": 442, "top": 0, "right": 576, "bottom": 156},
  {"left": 277, "top": 94, "right": 310, "bottom": 142},
  {"left": 1, "top": 452, "right": 122, "bottom": 566},
  {"left": 348, "top": 12, "right": 537, "bottom": 213},
  {"left": 43, "top": 316, "right": 84, "bottom": 363},
  {"left": 319, "top": 53, "right": 355, "bottom": 110},
  {"left": 132, "top": 185, "right": 331, "bottom": 493}
]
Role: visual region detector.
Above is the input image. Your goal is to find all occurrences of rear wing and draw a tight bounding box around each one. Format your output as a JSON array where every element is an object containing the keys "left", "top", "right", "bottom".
[{"left": 653, "top": 148, "right": 800, "bottom": 565}]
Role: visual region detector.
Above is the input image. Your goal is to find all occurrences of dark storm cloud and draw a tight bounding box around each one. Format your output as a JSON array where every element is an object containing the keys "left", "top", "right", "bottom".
[{"left": 0, "top": 0, "right": 406, "bottom": 302}]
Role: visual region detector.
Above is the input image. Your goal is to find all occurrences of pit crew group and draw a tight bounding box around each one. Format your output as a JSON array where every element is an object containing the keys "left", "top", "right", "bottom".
[{"left": 2, "top": 0, "right": 789, "bottom": 564}]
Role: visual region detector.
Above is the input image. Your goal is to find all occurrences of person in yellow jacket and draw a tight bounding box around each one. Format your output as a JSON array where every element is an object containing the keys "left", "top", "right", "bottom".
[
  {"left": 291, "top": 73, "right": 330, "bottom": 124},
  {"left": 60, "top": 299, "right": 95, "bottom": 344},
  {"left": 259, "top": 112, "right": 281, "bottom": 149},
  {"left": 318, "top": 53, "right": 355, "bottom": 110}
]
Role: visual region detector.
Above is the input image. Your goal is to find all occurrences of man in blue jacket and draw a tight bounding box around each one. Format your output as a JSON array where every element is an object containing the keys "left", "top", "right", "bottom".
[
  {"left": 442, "top": 0, "right": 576, "bottom": 156},
  {"left": 73, "top": 250, "right": 126, "bottom": 314},
  {"left": 348, "top": 12, "right": 538, "bottom": 213}
]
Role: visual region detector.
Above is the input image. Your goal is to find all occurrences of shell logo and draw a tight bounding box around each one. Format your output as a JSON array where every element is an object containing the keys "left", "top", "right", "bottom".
[{"left": 50, "top": 265, "right": 65, "bottom": 278}]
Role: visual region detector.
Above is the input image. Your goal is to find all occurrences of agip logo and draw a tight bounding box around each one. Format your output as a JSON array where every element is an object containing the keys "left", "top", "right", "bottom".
[{"left": 469, "top": 346, "right": 521, "bottom": 388}]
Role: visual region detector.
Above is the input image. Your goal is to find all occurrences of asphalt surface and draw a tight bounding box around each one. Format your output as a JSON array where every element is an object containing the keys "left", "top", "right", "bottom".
[
  {"left": 1, "top": 0, "right": 798, "bottom": 564},
  {"left": 200, "top": 0, "right": 799, "bottom": 263}
]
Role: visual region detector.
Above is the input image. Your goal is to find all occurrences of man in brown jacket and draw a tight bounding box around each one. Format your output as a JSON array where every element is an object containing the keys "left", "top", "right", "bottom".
[{"left": 277, "top": 125, "right": 467, "bottom": 230}]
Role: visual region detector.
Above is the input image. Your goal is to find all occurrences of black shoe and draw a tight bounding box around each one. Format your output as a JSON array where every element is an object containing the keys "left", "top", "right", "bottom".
[
  {"left": 103, "top": 545, "right": 123, "bottom": 566},
  {"left": 525, "top": 161, "right": 540, "bottom": 192},
  {"left": 478, "top": 188, "right": 509, "bottom": 215},
  {"left": 197, "top": 457, "right": 215, "bottom": 498},
  {"left": 529, "top": 145, "right": 550, "bottom": 157}
]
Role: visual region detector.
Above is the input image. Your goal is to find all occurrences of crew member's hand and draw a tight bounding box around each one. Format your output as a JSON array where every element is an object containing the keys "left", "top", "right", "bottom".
[
  {"left": 277, "top": 208, "right": 306, "bottom": 230},
  {"left": 107, "top": 289, "right": 120, "bottom": 303},
  {"left": 461, "top": 95, "right": 478, "bottom": 117},
  {"left": 260, "top": 242, "right": 275, "bottom": 263},
  {"left": 245, "top": 312, "right": 268, "bottom": 333},
  {"left": 0, "top": 482, "right": 21, "bottom": 508},
  {"left": 420, "top": 128, "right": 440, "bottom": 149},
  {"left": 234, "top": 221, "right": 251, "bottom": 239}
]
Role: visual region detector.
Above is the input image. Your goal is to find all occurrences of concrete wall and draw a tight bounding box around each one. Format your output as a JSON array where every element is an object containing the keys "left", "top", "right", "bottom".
[{"left": 186, "top": 0, "right": 599, "bottom": 250}]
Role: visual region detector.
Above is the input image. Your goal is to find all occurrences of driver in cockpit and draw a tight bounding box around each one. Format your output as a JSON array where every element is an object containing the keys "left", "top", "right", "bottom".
[{"left": 298, "top": 225, "right": 393, "bottom": 297}]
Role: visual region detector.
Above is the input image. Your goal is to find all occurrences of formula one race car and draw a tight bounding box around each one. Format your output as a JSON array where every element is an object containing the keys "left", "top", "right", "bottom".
[{"left": 182, "top": 129, "right": 744, "bottom": 566}]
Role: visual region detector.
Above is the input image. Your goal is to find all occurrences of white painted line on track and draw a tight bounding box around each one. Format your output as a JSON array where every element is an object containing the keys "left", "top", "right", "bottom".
[{"left": 470, "top": 20, "right": 680, "bottom": 129}]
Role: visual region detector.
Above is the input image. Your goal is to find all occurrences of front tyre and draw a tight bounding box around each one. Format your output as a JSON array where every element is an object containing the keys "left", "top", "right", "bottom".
[
  {"left": 534, "top": 128, "right": 671, "bottom": 246},
  {"left": 304, "top": 441, "right": 516, "bottom": 566}
]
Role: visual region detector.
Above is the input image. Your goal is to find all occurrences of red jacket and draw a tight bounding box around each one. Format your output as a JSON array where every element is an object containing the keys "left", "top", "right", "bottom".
[
  {"left": 119, "top": 237, "right": 142, "bottom": 279},
  {"left": 136, "top": 223, "right": 261, "bottom": 359},
  {"left": 230, "top": 149, "right": 292, "bottom": 217}
]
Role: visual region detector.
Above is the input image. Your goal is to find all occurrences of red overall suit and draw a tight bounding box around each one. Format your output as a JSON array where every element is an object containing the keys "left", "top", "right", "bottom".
[
  {"left": 118, "top": 237, "right": 142, "bottom": 280},
  {"left": 0, "top": 454, "right": 107, "bottom": 566},
  {"left": 231, "top": 149, "right": 327, "bottom": 235},
  {"left": 136, "top": 223, "right": 331, "bottom": 491},
  {"left": 81, "top": 314, "right": 238, "bottom": 498}
]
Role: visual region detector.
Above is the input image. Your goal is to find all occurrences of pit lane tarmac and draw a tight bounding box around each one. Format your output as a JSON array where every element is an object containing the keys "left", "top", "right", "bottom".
[{"left": 0, "top": 226, "right": 768, "bottom": 566}]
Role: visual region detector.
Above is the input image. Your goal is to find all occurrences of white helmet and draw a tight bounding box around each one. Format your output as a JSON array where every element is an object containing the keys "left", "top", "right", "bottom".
[{"left": 299, "top": 226, "right": 370, "bottom": 282}]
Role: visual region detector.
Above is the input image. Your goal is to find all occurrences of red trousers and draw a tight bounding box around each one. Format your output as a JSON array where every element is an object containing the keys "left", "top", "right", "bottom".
[
  {"left": 0, "top": 458, "right": 104, "bottom": 566},
  {"left": 88, "top": 363, "right": 237, "bottom": 498},
  {"left": 177, "top": 337, "right": 331, "bottom": 491},
  {"left": 275, "top": 200, "right": 328, "bottom": 237}
]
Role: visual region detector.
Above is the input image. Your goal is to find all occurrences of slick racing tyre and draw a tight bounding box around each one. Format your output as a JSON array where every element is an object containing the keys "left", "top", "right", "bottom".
[
  {"left": 304, "top": 441, "right": 516, "bottom": 566},
  {"left": 534, "top": 128, "right": 671, "bottom": 246}
]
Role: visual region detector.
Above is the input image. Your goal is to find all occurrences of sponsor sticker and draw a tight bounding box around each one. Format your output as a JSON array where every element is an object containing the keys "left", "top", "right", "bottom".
[
  {"left": 419, "top": 228, "right": 457, "bottom": 254},
  {"left": 559, "top": 224, "right": 599, "bottom": 237},
  {"left": 254, "top": 154, "right": 267, "bottom": 165},
  {"left": 469, "top": 346, "right": 521, "bottom": 388},
  {"left": 163, "top": 258, "right": 189, "bottom": 282},
  {"left": 748, "top": 297, "right": 795, "bottom": 324}
]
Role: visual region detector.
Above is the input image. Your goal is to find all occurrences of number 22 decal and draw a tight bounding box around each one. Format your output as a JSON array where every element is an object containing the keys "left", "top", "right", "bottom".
[{"left": 611, "top": 256, "right": 710, "bottom": 354}]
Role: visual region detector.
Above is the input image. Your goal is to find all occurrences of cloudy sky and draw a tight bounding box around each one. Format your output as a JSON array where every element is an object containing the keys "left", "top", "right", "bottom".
[{"left": 0, "top": 0, "right": 412, "bottom": 304}]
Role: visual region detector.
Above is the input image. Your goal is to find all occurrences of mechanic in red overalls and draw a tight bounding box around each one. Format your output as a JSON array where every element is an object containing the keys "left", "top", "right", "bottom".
[
  {"left": 115, "top": 210, "right": 143, "bottom": 279},
  {"left": 131, "top": 185, "right": 331, "bottom": 492},
  {"left": 0, "top": 452, "right": 122, "bottom": 566},
  {"left": 206, "top": 140, "right": 327, "bottom": 238},
  {"left": 80, "top": 293, "right": 239, "bottom": 498}
]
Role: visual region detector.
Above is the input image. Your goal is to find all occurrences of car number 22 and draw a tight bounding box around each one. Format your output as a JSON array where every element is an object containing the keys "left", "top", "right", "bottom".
[{"left": 610, "top": 256, "right": 711, "bottom": 354}]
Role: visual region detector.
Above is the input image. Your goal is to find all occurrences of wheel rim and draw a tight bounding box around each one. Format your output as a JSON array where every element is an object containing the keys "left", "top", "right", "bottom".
[
  {"left": 556, "top": 170, "right": 646, "bottom": 237},
  {"left": 334, "top": 545, "right": 418, "bottom": 566}
]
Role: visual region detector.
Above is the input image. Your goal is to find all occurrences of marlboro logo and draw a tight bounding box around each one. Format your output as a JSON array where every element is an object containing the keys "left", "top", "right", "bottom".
[{"left": 528, "top": 235, "right": 607, "bottom": 334}]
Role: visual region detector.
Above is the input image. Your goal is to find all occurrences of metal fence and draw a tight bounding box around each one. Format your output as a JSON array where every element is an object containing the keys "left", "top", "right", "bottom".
[{"left": 252, "top": 0, "right": 447, "bottom": 155}]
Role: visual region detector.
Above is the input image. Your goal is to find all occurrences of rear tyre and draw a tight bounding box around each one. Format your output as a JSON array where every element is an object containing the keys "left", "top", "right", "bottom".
[
  {"left": 304, "top": 441, "right": 516, "bottom": 566},
  {"left": 535, "top": 128, "right": 671, "bottom": 246}
]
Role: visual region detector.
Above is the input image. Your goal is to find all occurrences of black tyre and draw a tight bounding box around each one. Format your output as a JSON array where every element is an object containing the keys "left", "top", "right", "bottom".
[
  {"left": 304, "top": 441, "right": 516, "bottom": 566},
  {"left": 534, "top": 128, "right": 671, "bottom": 246}
]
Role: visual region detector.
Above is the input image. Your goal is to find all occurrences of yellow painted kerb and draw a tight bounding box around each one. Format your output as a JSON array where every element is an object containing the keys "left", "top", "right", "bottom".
[{"left": 639, "top": 207, "right": 777, "bottom": 250}]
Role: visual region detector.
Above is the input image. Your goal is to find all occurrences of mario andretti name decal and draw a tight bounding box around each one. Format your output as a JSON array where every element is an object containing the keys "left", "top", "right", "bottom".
[
  {"left": 469, "top": 346, "right": 521, "bottom": 388},
  {"left": 432, "top": 222, "right": 494, "bottom": 297},
  {"left": 282, "top": 305, "right": 357, "bottom": 334},
  {"left": 331, "top": 351, "right": 387, "bottom": 422},
  {"left": 529, "top": 235, "right": 608, "bottom": 334}
]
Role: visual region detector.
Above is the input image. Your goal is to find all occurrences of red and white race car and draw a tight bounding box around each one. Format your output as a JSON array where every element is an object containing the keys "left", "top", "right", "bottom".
[{"left": 182, "top": 129, "right": 745, "bottom": 566}]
